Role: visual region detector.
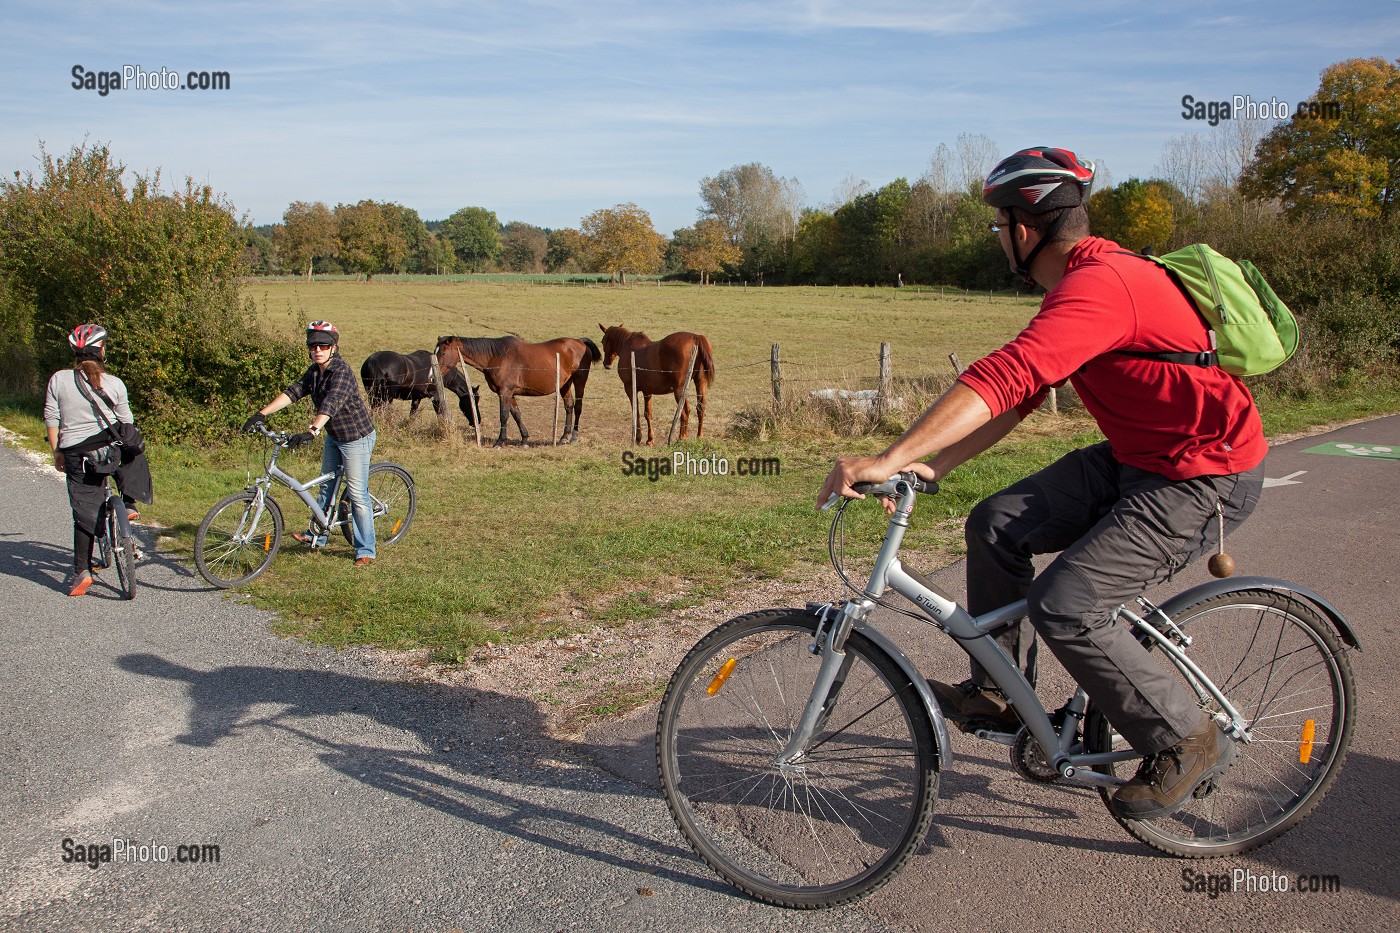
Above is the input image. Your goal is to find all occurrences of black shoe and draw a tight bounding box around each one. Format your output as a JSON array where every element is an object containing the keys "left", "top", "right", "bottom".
[
  {"left": 929, "top": 678, "right": 1021, "bottom": 728},
  {"left": 1110, "top": 718, "right": 1238, "bottom": 820}
]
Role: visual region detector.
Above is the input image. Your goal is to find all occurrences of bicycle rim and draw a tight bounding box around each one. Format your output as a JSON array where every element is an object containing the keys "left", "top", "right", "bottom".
[
  {"left": 110, "top": 504, "right": 136, "bottom": 600},
  {"left": 344, "top": 463, "right": 415, "bottom": 547},
  {"left": 1090, "top": 589, "right": 1355, "bottom": 856},
  {"left": 657, "top": 610, "right": 938, "bottom": 908},
  {"left": 195, "top": 491, "right": 283, "bottom": 588}
]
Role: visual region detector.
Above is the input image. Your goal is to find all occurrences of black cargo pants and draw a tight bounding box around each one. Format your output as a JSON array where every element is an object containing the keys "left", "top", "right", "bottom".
[{"left": 963, "top": 441, "right": 1264, "bottom": 753}]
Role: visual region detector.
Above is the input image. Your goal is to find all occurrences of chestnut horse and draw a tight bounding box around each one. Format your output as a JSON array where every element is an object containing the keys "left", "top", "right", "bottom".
[
  {"left": 598, "top": 324, "right": 715, "bottom": 444},
  {"left": 435, "top": 335, "right": 601, "bottom": 446}
]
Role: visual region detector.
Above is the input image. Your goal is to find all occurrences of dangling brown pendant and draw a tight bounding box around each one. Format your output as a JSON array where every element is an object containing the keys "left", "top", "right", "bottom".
[{"left": 1208, "top": 499, "right": 1235, "bottom": 578}]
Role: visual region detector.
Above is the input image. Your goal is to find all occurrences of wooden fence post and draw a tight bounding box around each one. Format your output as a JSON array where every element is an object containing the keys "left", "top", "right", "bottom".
[
  {"left": 666, "top": 344, "right": 699, "bottom": 445},
  {"left": 948, "top": 352, "right": 964, "bottom": 376},
  {"left": 875, "top": 342, "right": 892, "bottom": 422},
  {"left": 456, "top": 361, "right": 482, "bottom": 447},
  {"left": 770, "top": 343, "right": 783, "bottom": 413},
  {"left": 430, "top": 356, "right": 450, "bottom": 431}
]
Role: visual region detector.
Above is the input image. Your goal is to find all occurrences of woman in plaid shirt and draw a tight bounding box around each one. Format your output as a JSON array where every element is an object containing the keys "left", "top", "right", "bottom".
[{"left": 244, "top": 321, "right": 377, "bottom": 566}]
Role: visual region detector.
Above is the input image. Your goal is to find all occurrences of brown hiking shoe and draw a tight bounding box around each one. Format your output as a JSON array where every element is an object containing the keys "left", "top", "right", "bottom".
[
  {"left": 930, "top": 679, "right": 1020, "bottom": 727},
  {"left": 1111, "top": 717, "right": 1238, "bottom": 820}
]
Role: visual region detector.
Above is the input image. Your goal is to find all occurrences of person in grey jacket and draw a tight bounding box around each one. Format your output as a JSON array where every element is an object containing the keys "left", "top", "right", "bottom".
[{"left": 43, "top": 324, "right": 147, "bottom": 596}]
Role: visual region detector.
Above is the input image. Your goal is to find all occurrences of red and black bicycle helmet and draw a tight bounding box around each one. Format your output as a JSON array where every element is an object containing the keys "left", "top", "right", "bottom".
[
  {"left": 982, "top": 147, "right": 1096, "bottom": 214},
  {"left": 305, "top": 320, "right": 339, "bottom": 347},
  {"left": 69, "top": 323, "right": 108, "bottom": 350},
  {"left": 984, "top": 147, "right": 1096, "bottom": 284}
]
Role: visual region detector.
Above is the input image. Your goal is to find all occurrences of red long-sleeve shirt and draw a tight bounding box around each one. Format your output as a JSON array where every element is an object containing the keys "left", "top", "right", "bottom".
[{"left": 958, "top": 236, "right": 1267, "bottom": 480}]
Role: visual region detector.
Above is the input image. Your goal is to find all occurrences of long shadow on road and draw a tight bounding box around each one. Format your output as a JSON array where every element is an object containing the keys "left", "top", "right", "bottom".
[{"left": 116, "top": 652, "right": 732, "bottom": 897}]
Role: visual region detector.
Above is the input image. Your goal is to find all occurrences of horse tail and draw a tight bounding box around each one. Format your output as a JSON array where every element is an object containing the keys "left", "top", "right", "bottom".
[
  {"left": 694, "top": 335, "right": 716, "bottom": 386},
  {"left": 579, "top": 336, "right": 602, "bottom": 363}
]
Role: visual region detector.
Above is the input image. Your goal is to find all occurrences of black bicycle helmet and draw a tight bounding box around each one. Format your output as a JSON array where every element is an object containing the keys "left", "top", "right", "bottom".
[
  {"left": 69, "top": 323, "right": 107, "bottom": 350},
  {"left": 982, "top": 147, "right": 1096, "bottom": 214},
  {"left": 306, "top": 320, "right": 339, "bottom": 347}
]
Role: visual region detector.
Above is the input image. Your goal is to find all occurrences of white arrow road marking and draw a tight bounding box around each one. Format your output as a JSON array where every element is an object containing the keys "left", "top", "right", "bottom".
[{"left": 1264, "top": 470, "right": 1306, "bottom": 488}]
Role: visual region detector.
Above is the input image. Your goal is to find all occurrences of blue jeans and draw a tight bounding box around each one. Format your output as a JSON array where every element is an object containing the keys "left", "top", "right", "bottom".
[{"left": 314, "top": 430, "right": 376, "bottom": 559}]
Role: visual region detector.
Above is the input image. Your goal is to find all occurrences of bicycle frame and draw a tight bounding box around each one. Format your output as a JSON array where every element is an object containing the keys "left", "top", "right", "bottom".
[{"left": 794, "top": 477, "right": 1258, "bottom": 789}]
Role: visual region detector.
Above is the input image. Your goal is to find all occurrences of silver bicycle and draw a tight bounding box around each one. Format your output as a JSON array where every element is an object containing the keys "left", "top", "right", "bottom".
[
  {"left": 194, "top": 423, "right": 416, "bottom": 588},
  {"left": 656, "top": 474, "right": 1359, "bottom": 908}
]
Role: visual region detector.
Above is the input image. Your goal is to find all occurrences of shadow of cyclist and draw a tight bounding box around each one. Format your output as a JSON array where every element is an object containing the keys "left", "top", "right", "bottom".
[{"left": 116, "top": 652, "right": 728, "bottom": 895}]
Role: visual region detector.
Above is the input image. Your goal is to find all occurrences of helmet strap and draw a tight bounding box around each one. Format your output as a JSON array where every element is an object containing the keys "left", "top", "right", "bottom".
[{"left": 1010, "top": 209, "right": 1071, "bottom": 286}]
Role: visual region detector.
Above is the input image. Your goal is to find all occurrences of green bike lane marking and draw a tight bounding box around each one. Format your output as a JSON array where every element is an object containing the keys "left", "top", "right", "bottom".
[{"left": 1302, "top": 442, "right": 1400, "bottom": 460}]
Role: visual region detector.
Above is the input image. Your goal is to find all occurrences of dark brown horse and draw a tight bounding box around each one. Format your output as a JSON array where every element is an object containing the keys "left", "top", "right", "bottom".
[
  {"left": 435, "top": 335, "right": 601, "bottom": 446},
  {"left": 598, "top": 324, "right": 715, "bottom": 444}
]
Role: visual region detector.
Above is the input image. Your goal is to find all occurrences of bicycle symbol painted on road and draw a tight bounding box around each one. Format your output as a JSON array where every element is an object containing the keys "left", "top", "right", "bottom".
[{"left": 1303, "top": 442, "right": 1400, "bottom": 461}]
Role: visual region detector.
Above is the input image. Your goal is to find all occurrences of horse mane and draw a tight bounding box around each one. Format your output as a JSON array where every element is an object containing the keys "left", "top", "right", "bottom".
[{"left": 443, "top": 336, "right": 516, "bottom": 358}]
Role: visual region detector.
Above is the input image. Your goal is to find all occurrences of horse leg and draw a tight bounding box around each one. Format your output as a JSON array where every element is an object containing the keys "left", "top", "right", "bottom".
[
  {"left": 558, "top": 386, "right": 576, "bottom": 444},
  {"left": 408, "top": 397, "right": 422, "bottom": 419},
  {"left": 510, "top": 396, "right": 530, "bottom": 447},
  {"left": 643, "top": 394, "right": 656, "bottom": 446},
  {"left": 675, "top": 387, "right": 691, "bottom": 441},
  {"left": 494, "top": 393, "right": 512, "bottom": 447}
]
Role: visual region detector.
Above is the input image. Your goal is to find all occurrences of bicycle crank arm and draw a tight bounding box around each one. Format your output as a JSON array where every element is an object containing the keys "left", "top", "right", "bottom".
[{"left": 1058, "top": 764, "right": 1127, "bottom": 789}]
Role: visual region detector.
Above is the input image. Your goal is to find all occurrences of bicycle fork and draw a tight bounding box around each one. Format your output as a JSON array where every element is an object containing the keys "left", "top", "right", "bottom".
[{"left": 774, "top": 600, "right": 867, "bottom": 770}]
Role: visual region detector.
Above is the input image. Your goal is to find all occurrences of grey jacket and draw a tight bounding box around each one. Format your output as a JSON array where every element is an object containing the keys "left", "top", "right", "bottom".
[{"left": 43, "top": 369, "right": 133, "bottom": 450}]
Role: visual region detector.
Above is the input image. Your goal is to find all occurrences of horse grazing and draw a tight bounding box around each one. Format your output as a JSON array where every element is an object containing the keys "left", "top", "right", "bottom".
[
  {"left": 434, "top": 335, "right": 601, "bottom": 446},
  {"left": 598, "top": 324, "right": 715, "bottom": 444},
  {"left": 361, "top": 349, "right": 479, "bottom": 423}
]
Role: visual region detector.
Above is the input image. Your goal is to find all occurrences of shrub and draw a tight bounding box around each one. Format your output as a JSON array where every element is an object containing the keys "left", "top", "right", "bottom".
[{"left": 0, "top": 142, "right": 302, "bottom": 439}]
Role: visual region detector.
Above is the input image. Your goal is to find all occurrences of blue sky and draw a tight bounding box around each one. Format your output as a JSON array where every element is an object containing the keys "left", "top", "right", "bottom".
[{"left": 3, "top": 1, "right": 1396, "bottom": 235}]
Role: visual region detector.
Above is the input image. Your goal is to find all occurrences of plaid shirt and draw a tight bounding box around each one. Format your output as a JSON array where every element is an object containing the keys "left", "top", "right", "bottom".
[{"left": 284, "top": 354, "right": 374, "bottom": 442}]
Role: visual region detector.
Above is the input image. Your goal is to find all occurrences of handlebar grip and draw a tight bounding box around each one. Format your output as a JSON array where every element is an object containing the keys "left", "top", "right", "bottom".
[{"left": 850, "top": 474, "right": 939, "bottom": 498}]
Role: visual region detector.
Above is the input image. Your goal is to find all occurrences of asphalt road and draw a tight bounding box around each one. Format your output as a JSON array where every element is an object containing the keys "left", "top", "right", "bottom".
[{"left": 3, "top": 417, "right": 1397, "bottom": 931}]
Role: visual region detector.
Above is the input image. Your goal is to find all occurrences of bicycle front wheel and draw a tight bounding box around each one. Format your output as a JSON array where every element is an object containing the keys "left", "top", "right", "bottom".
[
  {"left": 340, "top": 462, "right": 416, "bottom": 548},
  {"left": 1088, "top": 588, "right": 1356, "bottom": 857},
  {"left": 656, "top": 609, "right": 939, "bottom": 908},
  {"left": 195, "top": 491, "right": 283, "bottom": 588},
  {"left": 107, "top": 495, "right": 136, "bottom": 600}
]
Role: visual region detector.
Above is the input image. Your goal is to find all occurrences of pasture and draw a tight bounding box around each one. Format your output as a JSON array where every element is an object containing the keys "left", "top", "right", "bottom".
[
  {"left": 13, "top": 278, "right": 1393, "bottom": 677},
  {"left": 140, "top": 279, "right": 1091, "bottom": 659}
]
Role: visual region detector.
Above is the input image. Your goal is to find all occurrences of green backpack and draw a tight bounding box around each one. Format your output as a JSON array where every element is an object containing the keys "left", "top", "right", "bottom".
[{"left": 1118, "top": 244, "right": 1300, "bottom": 377}]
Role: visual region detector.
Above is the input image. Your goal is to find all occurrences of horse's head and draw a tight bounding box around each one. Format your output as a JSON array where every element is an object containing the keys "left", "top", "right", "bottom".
[
  {"left": 457, "top": 386, "right": 481, "bottom": 426},
  {"left": 598, "top": 323, "right": 628, "bottom": 370},
  {"left": 434, "top": 335, "right": 460, "bottom": 370}
]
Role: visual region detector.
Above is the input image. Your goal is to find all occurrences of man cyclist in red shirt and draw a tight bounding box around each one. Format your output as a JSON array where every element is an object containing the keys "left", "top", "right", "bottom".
[{"left": 817, "top": 147, "right": 1265, "bottom": 820}]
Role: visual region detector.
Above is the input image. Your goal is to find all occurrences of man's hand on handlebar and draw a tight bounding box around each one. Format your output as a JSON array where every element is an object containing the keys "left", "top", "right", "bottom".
[
  {"left": 242, "top": 412, "right": 266, "bottom": 434},
  {"left": 817, "top": 457, "right": 937, "bottom": 511}
]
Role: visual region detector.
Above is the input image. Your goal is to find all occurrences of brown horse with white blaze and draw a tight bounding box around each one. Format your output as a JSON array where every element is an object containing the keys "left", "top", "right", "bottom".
[
  {"left": 598, "top": 324, "right": 715, "bottom": 444},
  {"left": 435, "top": 335, "right": 601, "bottom": 446}
]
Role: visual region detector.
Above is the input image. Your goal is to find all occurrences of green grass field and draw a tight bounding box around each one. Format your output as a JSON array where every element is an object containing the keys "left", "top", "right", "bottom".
[{"left": 7, "top": 278, "right": 1398, "bottom": 662}]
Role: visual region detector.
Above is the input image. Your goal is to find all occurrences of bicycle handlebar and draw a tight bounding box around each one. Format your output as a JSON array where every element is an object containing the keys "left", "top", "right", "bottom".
[
  {"left": 822, "top": 472, "right": 939, "bottom": 511},
  {"left": 851, "top": 473, "right": 939, "bottom": 499}
]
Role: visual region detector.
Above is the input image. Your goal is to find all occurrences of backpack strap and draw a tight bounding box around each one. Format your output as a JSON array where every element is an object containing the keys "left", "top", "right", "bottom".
[
  {"left": 72, "top": 370, "right": 123, "bottom": 444},
  {"left": 1109, "top": 251, "right": 1219, "bottom": 368}
]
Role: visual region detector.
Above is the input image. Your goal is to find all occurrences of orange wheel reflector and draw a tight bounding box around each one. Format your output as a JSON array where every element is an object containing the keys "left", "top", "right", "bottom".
[
  {"left": 263, "top": 534, "right": 272, "bottom": 551},
  {"left": 706, "top": 658, "right": 738, "bottom": 696},
  {"left": 1299, "top": 719, "right": 1316, "bottom": 764},
  {"left": 391, "top": 519, "right": 403, "bottom": 536}
]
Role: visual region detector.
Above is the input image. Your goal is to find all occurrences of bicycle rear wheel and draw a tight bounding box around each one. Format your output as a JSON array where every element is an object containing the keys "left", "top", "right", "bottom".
[
  {"left": 1087, "top": 588, "right": 1356, "bottom": 857},
  {"left": 656, "top": 609, "right": 939, "bottom": 908},
  {"left": 195, "top": 491, "right": 283, "bottom": 588},
  {"left": 107, "top": 494, "right": 136, "bottom": 600},
  {"left": 340, "top": 462, "right": 416, "bottom": 548}
]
